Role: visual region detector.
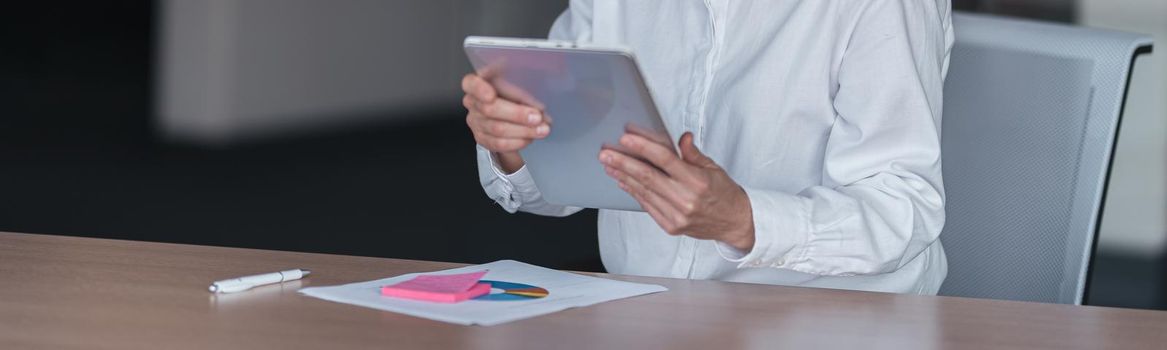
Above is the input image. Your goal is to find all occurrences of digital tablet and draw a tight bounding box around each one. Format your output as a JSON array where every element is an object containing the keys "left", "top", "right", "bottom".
[{"left": 464, "top": 36, "right": 675, "bottom": 211}]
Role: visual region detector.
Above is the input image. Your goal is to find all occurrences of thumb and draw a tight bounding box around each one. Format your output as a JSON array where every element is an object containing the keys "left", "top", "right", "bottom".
[{"left": 679, "top": 132, "right": 716, "bottom": 168}]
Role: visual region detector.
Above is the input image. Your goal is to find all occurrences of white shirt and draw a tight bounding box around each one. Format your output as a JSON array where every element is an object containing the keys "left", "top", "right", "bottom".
[{"left": 477, "top": 0, "right": 954, "bottom": 294}]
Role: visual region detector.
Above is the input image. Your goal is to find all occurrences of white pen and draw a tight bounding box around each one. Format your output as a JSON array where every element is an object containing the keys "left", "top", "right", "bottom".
[{"left": 209, "top": 269, "right": 311, "bottom": 293}]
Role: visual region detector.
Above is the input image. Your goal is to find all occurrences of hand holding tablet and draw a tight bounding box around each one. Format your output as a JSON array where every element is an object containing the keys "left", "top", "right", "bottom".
[
  {"left": 463, "top": 36, "right": 675, "bottom": 211},
  {"left": 461, "top": 72, "right": 550, "bottom": 174},
  {"left": 462, "top": 36, "right": 756, "bottom": 251}
]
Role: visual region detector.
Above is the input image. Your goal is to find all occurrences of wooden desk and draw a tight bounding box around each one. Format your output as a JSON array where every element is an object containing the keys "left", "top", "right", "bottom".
[{"left": 1, "top": 232, "right": 1164, "bottom": 349}]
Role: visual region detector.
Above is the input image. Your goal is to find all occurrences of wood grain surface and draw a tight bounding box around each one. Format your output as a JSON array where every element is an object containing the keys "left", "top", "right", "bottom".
[{"left": 1, "top": 231, "right": 1164, "bottom": 349}]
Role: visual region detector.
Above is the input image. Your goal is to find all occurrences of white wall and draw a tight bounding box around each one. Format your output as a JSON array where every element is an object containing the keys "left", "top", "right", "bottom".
[
  {"left": 157, "top": 0, "right": 566, "bottom": 144},
  {"left": 1080, "top": 0, "right": 1167, "bottom": 257}
]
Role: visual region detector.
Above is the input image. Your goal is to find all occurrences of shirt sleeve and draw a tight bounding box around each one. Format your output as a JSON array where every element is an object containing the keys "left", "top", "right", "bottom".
[
  {"left": 477, "top": 146, "right": 584, "bottom": 217},
  {"left": 715, "top": 0, "right": 952, "bottom": 276},
  {"left": 474, "top": 2, "right": 592, "bottom": 217}
]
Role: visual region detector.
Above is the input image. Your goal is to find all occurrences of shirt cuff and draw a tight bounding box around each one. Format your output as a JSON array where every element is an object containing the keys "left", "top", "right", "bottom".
[
  {"left": 478, "top": 145, "right": 541, "bottom": 212},
  {"left": 715, "top": 187, "right": 810, "bottom": 269},
  {"left": 484, "top": 148, "right": 539, "bottom": 192}
]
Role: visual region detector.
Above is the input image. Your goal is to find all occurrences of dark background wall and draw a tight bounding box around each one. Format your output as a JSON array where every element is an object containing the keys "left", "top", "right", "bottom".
[
  {"left": 0, "top": 2, "right": 602, "bottom": 271},
  {"left": 1, "top": 1, "right": 1162, "bottom": 309}
]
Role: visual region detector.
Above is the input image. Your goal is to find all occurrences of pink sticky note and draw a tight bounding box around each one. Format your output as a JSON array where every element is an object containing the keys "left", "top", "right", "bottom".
[{"left": 380, "top": 270, "right": 491, "bottom": 303}]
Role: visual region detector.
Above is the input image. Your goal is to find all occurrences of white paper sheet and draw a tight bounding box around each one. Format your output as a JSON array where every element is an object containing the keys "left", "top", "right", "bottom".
[{"left": 298, "top": 260, "right": 667, "bottom": 326}]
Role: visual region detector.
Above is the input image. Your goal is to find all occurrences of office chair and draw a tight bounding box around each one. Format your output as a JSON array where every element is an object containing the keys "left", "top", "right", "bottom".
[{"left": 938, "top": 13, "right": 1152, "bottom": 304}]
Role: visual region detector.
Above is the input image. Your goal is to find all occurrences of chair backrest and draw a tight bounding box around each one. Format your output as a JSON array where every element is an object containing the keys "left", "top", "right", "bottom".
[{"left": 939, "top": 13, "right": 1152, "bottom": 304}]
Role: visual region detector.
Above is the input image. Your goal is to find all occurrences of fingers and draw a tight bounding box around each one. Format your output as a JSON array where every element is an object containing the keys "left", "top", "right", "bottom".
[
  {"left": 607, "top": 167, "right": 685, "bottom": 235},
  {"left": 618, "top": 133, "right": 690, "bottom": 181},
  {"left": 461, "top": 74, "right": 545, "bottom": 127},
  {"left": 492, "top": 78, "right": 545, "bottom": 110},
  {"left": 624, "top": 123, "right": 673, "bottom": 149},
  {"left": 461, "top": 74, "right": 496, "bottom": 102},
  {"left": 466, "top": 93, "right": 546, "bottom": 127},
  {"left": 478, "top": 117, "right": 550, "bottom": 139},
  {"left": 679, "top": 132, "right": 717, "bottom": 168},
  {"left": 467, "top": 110, "right": 541, "bottom": 152},
  {"left": 462, "top": 75, "right": 551, "bottom": 153},
  {"left": 600, "top": 149, "right": 693, "bottom": 209},
  {"left": 620, "top": 181, "right": 673, "bottom": 234}
]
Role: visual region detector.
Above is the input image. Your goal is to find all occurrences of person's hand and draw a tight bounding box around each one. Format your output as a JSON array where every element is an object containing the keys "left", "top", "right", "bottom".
[
  {"left": 461, "top": 73, "right": 550, "bottom": 173},
  {"left": 599, "top": 132, "right": 755, "bottom": 251}
]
